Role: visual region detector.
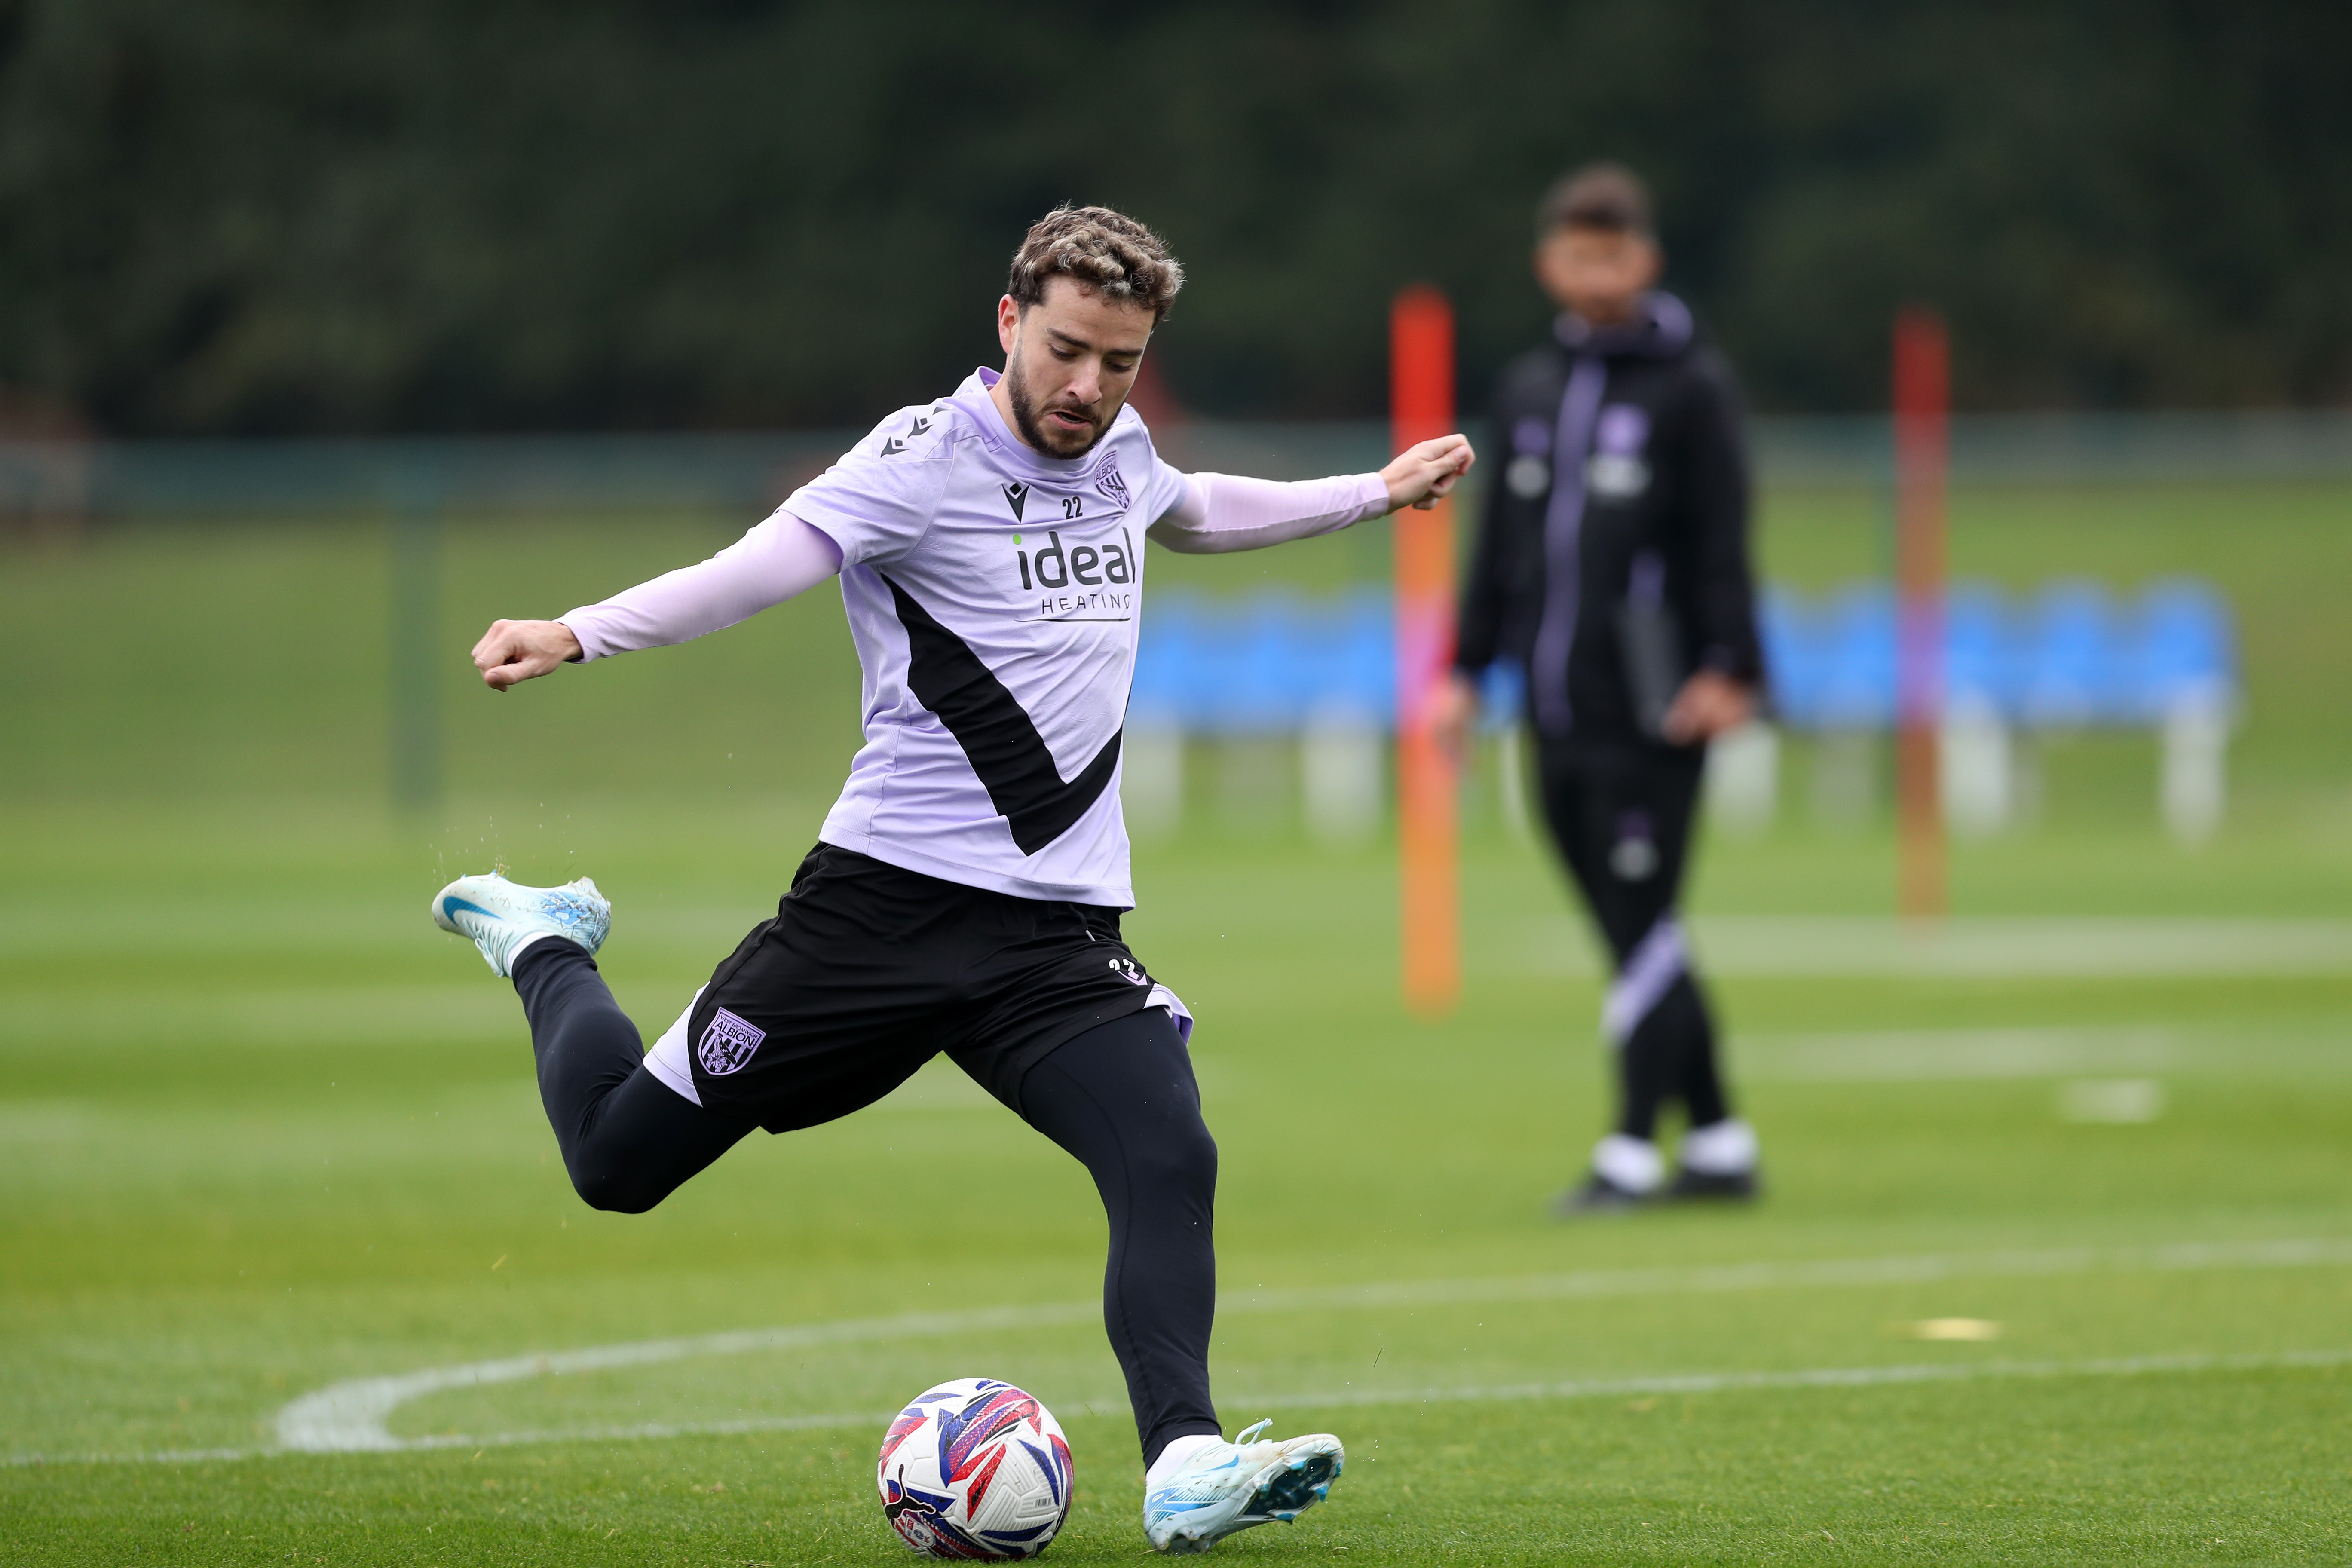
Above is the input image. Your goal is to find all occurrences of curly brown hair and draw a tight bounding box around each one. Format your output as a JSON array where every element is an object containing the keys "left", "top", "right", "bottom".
[{"left": 1007, "top": 204, "right": 1185, "bottom": 324}]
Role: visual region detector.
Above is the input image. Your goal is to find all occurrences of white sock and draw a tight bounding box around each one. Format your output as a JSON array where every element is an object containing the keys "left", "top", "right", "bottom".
[
  {"left": 507, "top": 929, "right": 561, "bottom": 966},
  {"left": 1680, "top": 1118, "right": 1759, "bottom": 1176},
  {"left": 1591, "top": 1133, "right": 1664, "bottom": 1194},
  {"left": 1146, "top": 1433, "right": 1223, "bottom": 1491}
]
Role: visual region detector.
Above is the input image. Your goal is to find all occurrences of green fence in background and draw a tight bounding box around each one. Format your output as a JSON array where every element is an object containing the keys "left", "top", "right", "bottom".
[{"left": 8, "top": 412, "right": 2352, "bottom": 522}]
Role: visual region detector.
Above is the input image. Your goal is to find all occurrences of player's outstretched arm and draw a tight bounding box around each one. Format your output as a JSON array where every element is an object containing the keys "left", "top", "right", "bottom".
[
  {"left": 468, "top": 513, "right": 845, "bottom": 692},
  {"left": 1147, "top": 435, "right": 1475, "bottom": 556}
]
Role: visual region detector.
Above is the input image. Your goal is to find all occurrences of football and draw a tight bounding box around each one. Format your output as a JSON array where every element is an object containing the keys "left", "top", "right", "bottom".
[{"left": 876, "top": 1378, "right": 1075, "bottom": 1559}]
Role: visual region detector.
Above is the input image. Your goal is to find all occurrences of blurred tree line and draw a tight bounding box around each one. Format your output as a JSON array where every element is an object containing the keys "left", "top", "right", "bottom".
[{"left": 0, "top": 0, "right": 2345, "bottom": 435}]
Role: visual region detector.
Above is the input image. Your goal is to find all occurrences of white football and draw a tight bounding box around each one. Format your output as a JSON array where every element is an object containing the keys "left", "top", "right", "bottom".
[{"left": 876, "top": 1377, "right": 1075, "bottom": 1559}]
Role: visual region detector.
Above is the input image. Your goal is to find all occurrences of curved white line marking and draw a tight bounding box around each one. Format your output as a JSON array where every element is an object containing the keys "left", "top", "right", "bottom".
[
  {"left": 274, "top": 1301, "right": 1100, "bottom": 1452},
  {"left": 11, "top": 1236, "right": 2347, "bottom": 1466},
  {"left": 18, "top": 1347, "right": 2350, "bottom": 1468},
  {"left": 276, "top": 1235, "right": 2352, "bottom": 1455}
]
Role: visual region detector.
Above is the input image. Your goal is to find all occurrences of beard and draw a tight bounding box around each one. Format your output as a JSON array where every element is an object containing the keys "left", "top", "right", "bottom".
[{"left": 1004, "top": 347, "right": 1112, "bottom": 459}]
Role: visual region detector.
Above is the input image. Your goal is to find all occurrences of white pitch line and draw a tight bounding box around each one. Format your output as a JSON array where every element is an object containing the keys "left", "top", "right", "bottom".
[
  {"left": 267, "top": 1234, "right": 2352, "bottom": 1456},
  {"left": 1231, "top": 1347, "right": 2352, "bottom": 1416},
  {"left": 1498, "top": 914, "right": 2352, "bottom": 979},
  {"left": 1221, "top": 1235, "right": 2352, "bottom": 1317},
  {"left": 1732, "top": 1024, "right": 2352, "bottom": 1084},
  {"left": 4, "top": 1443, "right": 258, "bottom": 1468},
  {"left": 15, "top": 1347, "right": 2348, "bottom": 1468},
  {"left": 10, "top": 1236, "right": 2349, "bottom": 1466},
  {"left": 272, "top": 1300, "right": 1103, "bottom": 1453},
  {"left": 241, "top": 1233, "right": 2352, "bottom": 1455}
]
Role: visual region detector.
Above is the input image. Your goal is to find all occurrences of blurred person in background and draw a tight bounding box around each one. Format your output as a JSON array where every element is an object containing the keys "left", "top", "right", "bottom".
[{"left": 1436, "top": 163, "right": 1766, "bottom": 1216}]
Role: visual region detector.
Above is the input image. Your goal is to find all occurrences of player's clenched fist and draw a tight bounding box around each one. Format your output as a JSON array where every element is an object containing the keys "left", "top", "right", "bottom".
[
  {"left": 472, "top": 618, "right": 582, "bottom": 691},
  {"left": 1381, "top": 434, "right": 1476, "bottom": 512}
]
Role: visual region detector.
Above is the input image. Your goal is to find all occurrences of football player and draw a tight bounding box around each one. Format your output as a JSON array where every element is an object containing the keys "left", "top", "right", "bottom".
[{"left": 435, "top": 204, "right": 1471, "bottom": 1553}]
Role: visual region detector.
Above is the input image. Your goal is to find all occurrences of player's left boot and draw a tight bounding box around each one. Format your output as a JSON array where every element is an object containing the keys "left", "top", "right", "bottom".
[
  {"left": 1553, "top": 1132, "right": 1663, "bottom": 1218},
  {"left": 1143, "top": 1420, "right": 1344, "bottom": 1554},
  {"left": 1551, "top": 1171, "right": 1650, "bottom": 1216},
  {"left": 431, "top": 871, "right": 611, "bottom": 977}
]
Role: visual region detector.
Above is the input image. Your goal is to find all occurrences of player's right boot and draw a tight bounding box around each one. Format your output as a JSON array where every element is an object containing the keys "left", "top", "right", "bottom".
[
  {"left": 431, "top": 871, "right": 611, "bottom": 977},
  {"left": 1144, "top": 1420, "right": 1344, "bottom": 1554},
  {"left": 1664, "top": 1118, "right": 1762, "bottom": 1203},
  {"left": 1551, "top": 1171, "right": 1649, "bottom": 1216},
  {"left": 1663, "top": 1166, "right": 1761, "bottom": 1201}
]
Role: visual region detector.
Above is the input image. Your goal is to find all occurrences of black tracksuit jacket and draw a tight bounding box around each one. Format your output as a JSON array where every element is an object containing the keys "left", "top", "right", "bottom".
[{"left": 1454, "top": 291, "right": 1764, "bottom": 747}]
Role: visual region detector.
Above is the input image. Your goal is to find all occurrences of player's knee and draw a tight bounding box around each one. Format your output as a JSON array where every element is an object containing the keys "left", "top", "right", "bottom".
[
  {"left": 568, "top": 1154, "right": 661, "bottom": 1215},
  {"left": 1133, "top": 1118, "right": 1218, "bottom": 1201}
]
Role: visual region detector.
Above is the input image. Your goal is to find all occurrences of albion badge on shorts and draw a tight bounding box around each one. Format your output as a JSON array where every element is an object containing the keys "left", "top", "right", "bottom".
[{"left": 697, "top": 1008, "right": 766, "bottom": 1075}]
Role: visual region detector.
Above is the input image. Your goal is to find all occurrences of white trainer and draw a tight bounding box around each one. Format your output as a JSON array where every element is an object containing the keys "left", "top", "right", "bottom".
[
  {"left": 1143, "top": 1420, "right": 1344, "bottom": 1554},
  {"left": 430, "top": 871, "right": 611, "bottom": 977}
]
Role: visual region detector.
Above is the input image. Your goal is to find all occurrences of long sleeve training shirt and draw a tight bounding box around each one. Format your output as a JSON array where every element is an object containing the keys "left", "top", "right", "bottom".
[{"left": 557, "top": 367, "right": 1390, "bottom": 905}]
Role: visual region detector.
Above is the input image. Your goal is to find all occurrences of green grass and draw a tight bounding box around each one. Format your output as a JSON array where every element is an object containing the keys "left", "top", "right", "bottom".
[{"left": 4, "top": 484, "right": 2352, "bottom": 1563}]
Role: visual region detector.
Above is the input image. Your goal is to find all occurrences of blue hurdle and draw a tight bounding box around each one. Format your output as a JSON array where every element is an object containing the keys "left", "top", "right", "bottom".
[
  {"left": 1127, "top": 589, "right": 1398, "bottom": 841},
  {"left": 1759, "top": 578, "right": 2236, "bottom": 733},
  {"left": 1755, "top": 579, "right": 2237, "bottom": 840},
  {"left": 1126, "top": 580, "right": 2236, "bottom": 843}
]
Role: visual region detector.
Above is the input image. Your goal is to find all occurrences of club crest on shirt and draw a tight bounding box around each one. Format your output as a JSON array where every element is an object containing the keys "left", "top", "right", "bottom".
[
  {"left": 697, "top": 1008, "right": 766, "bottom": 1076},
  {"left": 1091, "top": 452, "right": 1130, "bottom": 510}
]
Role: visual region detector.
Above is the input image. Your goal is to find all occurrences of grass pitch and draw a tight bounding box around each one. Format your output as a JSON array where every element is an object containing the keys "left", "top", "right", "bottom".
[{"left": 5, "top": 483, "right": 2351, "bottom": 1563}]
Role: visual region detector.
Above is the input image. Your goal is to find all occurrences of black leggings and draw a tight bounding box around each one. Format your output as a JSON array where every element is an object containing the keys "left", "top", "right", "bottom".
[
  {"left": 1537, "top": 738, "right": 1732, "bottom": 1142},
  {"left": 509, "top": 939, "right": 1221, "bottom": 1463}
]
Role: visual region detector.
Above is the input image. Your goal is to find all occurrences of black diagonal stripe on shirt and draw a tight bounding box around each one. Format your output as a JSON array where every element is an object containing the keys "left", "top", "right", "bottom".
[{"left": 881, "top": 574, "right": 1123, "bottom": 855}]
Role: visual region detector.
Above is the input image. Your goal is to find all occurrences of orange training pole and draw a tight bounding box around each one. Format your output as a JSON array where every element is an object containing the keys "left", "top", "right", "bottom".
[
  {"left": 1893, "top": 307, "right": 1948, "bottom": 920},
  {"left": 1392, "top": 285, "right": 1460, "bottom": 1015}
]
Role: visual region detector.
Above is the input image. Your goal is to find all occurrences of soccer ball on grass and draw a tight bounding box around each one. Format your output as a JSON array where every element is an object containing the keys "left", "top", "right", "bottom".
[{"left": 876, "top": 1378, "right": 1074, "bottom": 1559}]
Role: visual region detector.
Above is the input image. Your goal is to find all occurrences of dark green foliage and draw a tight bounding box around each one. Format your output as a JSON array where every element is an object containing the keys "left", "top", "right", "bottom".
[{"left": 0, "top": 0, "right": 2346, "bottom": 433}]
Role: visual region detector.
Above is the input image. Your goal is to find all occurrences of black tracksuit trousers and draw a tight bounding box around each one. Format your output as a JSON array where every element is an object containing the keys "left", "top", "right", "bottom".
[
  {"left": 1536, "top": 738, "right": 1732, "bottom": 1142},
  {"left": 508, "top": 939, "right": 1222, "bottom": 1464}
]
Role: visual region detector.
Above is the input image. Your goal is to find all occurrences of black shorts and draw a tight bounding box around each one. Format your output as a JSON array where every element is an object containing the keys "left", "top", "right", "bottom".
[{"left": 680, "top": 844, "right": 1167, "bottom": 1132}]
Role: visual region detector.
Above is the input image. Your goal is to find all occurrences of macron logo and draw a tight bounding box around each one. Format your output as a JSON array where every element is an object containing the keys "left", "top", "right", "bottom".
[{"left": 1003, "top": 481, "right": 1030, "bottom": 521}]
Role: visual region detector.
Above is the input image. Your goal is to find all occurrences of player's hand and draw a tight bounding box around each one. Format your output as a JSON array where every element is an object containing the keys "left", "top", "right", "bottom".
[
  {"left": 1382, "top": 434, "right": 1475, "bottom": 512},
  {"left": 1429, "top": 670, "right": 1479, "bottom": 763},
  {"left": 1661, "top": 669, "right": 1753, "bottom": 744},
  {"left": 472, "top": 619, "right": 583, "bottom": 692}
]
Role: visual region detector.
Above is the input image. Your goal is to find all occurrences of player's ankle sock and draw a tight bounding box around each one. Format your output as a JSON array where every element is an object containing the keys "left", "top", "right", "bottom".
[
  {"left": 1591, "top": 1133, "right": 1664, "bottom": 1194},
  {"left": 510, "top": 933, "right": 591, "bottom": 988},
  {"left": 1146, "top": 1433, "right": 1223, "bottom": 1490},
  {"left": 506, "top": 929, "right": 567, "bottom": 970},
  {"left": 1679, "top": 1117, "right": 1758, "bottom": 1176}
]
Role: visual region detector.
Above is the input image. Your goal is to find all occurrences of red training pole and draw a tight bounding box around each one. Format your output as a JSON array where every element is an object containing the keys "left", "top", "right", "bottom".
[
  {"left": 1391, "top": 285, "right": 1460, "bottom": 1016},
  {"left": 1892, "top": 307, "right": 1948, "bottom": 921}
]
